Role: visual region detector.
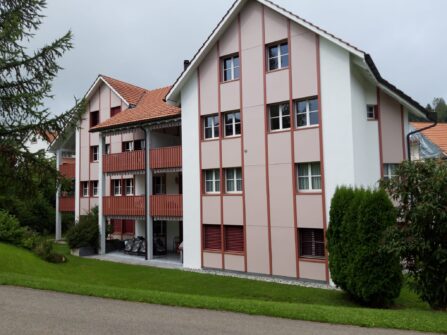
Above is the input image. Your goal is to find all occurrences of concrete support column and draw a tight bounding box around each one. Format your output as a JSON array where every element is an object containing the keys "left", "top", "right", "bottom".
[
  {"left": 146, "top": 128, "right": 154, "bottom": 260},
  {"left": 98, "top": 134, "right": 106, "bottom": 254},
  {"left": 55, "top": 149, "right": 62, "bottom": 241}
]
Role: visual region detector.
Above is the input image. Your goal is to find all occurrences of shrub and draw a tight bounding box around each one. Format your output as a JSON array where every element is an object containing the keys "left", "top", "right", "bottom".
[
  {"left": 66, "top": 207, "right": 99, "bottom": 250},
  {"left": 327, "top": 187, "right": 403, "bottom": 307},
  {"left": 382, "top": 160, "right": 447, "bottom": 310},
  {"left": 33, "top": 239, "right": 66, "bottom": 263},
  {"left": 0, "top": 210, "right": 25, "bottom": 244}
]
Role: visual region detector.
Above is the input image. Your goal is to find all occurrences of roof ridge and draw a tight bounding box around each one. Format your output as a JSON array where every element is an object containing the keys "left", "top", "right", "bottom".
[{"left": 100, "top": 74, "right": 149, "bottom": 92}]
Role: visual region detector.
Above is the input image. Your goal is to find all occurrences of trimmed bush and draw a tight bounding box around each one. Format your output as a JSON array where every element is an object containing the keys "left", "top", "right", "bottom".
[
  {"left": 0, "top": 210, "right": 25, "bottom": 244},
  {"left": 66, "top": 207, "right": 99, "bottom": 250},
  {"left": 327, "top": 187, "right": 403, "bottom": 307}
]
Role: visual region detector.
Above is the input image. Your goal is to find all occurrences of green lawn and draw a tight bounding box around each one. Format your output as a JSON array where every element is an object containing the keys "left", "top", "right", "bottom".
[{"left": 0, "top": 243, "right": 445, "bottom": 333}]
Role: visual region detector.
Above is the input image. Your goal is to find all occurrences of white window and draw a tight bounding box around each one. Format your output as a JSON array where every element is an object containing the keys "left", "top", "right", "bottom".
[
  {"left": 269, "top": 103, "right": 290, "bottom": 131},
  {"left": 113, "top": 179, "right": 122, "bottom": 196},
  {"left": 91, "top": 146, "right": 99, "bottom": 162},
  {"left": 105, "top": 144, "right": 110, "bottom": 155},
  {"left": 296, "top": 98, "right": 319, "bottom": 128},
  {"left": 367, "top": 105, "right": 376, "bottom": 120},
  {"left": 297, "top": 162, "right": 321, "bottom": 191},
  {"left": 267, "top": 42, "right": 288, "bottom": 71},
  {"left": 225, "top": 168, "right": 242, "bottom": 193},
  {"left": 224, "top": 111, "right": 241, "bottom": 137},
  {"left": 91, "top": 181, "right": 98, "bottom": 197},
  {"left": 384, "top": 164, "right": 399, "bottom": 180},
  {"left": 122, "top": 141, "right": 133, "bottom": 152},
  {"left": 204, "top": 169, "right": 220, "bottom": 193},
  {"left": 203, "top": 115, "right": 219, "bottom": 139},
  {"left": 222, "top": 55, "right": 240, "bottom": 81},
  {"left": 82, "top": 181, "right": 89, "bottom": 197},
  {"left": 124, "top": 179, "right": 134, "bottom": 195}
]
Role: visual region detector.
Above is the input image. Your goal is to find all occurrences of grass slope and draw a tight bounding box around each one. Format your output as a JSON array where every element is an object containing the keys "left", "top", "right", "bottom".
[{"left": 0, "top": 243, "right": 445, "bottom": 333}]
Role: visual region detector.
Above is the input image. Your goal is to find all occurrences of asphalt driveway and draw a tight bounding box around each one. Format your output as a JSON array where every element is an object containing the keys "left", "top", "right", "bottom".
[{"left": 0, "top": 286, "right": 434, "bottom": 335}]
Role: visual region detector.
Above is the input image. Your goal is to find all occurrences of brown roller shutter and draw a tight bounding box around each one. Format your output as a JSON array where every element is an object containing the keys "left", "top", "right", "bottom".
[
  {"left": 204, "top": 225, "right": 221, "bottom": 250},
  {"left": 224, "top": 226, "right": 244, "bottom": 252},
  {"left": 299, "top": 228, "right": 325, "bottom": 257}
]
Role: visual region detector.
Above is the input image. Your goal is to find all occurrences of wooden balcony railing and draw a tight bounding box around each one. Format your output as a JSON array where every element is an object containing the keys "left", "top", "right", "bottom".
[
  {"left": 59, "top": 196, "right": 75, "bottom": 212},
  {"left": 150, "top": 146, "right": 182, "bottom": 169},
  {"left": 103, "top": 150, "right": 145, "bottom": 173},
  {"left": 103, "top": 196, "right": 145, "bottom": 217},
  {"left": 59, "top": 162, "right": 75, "bottom": 179},
  {"left": 150, "top": 195, "right": 182, "bottom": 217}
]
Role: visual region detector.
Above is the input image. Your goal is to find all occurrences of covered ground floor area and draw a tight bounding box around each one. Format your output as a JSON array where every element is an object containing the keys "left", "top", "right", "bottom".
[{"left": 104, "top": 217, "right": 183, "bottom": 264}]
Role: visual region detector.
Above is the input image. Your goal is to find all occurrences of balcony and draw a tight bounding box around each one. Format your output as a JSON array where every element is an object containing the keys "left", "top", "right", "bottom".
[
  {"left": 59, "top": 160, "right": 75, "bottom": 179},
  {"left": 150, "top": 195, "right": 183, "bottom": 217},
  {"left": 150, "top": 146, "right": 182, "bottom": 170},
  {"left": 59, "top": 196, "right": 75, "bottom": 212},
  {"left": 103, "top": 150, "right": 145, "bottom": 174},
  {"left": 103, "top": 196, "right": 145, "bottom": 217}
]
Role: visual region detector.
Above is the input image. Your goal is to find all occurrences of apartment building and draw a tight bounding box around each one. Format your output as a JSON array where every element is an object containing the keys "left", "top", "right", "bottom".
[{"left": 52, "top": 0, "right": 429, "bottom": 282}]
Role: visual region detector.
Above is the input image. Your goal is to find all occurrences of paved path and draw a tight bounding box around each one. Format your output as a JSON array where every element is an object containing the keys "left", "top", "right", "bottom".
[{"left": 0, "top": 286, "right": 433, "bottom": 335}]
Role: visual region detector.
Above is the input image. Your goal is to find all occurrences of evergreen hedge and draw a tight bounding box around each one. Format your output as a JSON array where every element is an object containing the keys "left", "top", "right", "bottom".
[{"left": 327, "top": 187, "right": 402, "bottom": 307}]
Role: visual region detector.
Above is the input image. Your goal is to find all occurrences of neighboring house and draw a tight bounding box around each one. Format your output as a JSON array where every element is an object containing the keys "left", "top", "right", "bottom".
[
  {"left": 409, "top": 122, "right": 447, "bottom": 160},
  {"left": 25, "top": 131, "right": 57, "bottom": 158},
  {"left": 51, "top": 0, "right": 430, "bottom": 283}
]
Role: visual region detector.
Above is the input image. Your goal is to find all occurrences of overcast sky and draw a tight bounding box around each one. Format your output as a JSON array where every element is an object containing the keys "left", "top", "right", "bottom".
[{"left": 32, "top": 0, "right": 446, "bottom": 115}]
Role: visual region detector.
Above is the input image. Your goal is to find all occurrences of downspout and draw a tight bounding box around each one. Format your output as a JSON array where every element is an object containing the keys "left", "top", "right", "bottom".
[
  {"left": 406, "top": 111, "right": 438, "bottom": 162},
  {"left": 141, "top": 126, "right": 148, "bottom": 260}
]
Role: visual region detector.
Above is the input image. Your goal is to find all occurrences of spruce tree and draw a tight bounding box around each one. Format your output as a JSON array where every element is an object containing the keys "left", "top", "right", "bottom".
[{"left": 0, "top": 0, "right": 83, "bottom": 199}]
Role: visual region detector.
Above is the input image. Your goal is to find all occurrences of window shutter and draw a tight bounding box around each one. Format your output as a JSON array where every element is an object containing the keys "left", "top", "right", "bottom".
[
  {"left": 123, "top": 220, "right": 135, "bottom": 234},
  {"left": 299, "top": 228, "right": 325, "bottom": 257},
  {"left": 112, "top": 219, "right": 122, "bottom": 233},
  {"left": 224, "top": 226, "right": 244, "bottom": 252},
  {"left": 204, "top": 225, "right": 221, "bottom": 250}
]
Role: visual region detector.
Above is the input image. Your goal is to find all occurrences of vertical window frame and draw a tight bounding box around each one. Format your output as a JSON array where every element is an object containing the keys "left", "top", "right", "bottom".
[
  {"left": 90, "top": 146, "right": 99, "bottom": 162},
  {"left": 223, "top": 111, "right": 241, "bottom": 137},
  {"left": 269, "top": 103, "right": 291, "bottom": 132},
  {"left": 203, "top": 115, "right": 220, "bottom": 140},
  {"left": 113, "top": 179, "right": 122, "bottom": 196},
  {"left": 204, "top": 169, "right": 220, "bottom": 194},
  {"left": 297, "top": 162, "right": 322, "bottom": 192},
  {"left": 267, "top": 41, "right": 289, "bottom": 71},
  {"left": 295, "top": 97, "right": 319, "bottom": 128},
  {"left": 124, "top": 178, "right": 134, "bottom": 196},
  {"left": 221, "top": 54, "right": 240, "bottom": 82},
  {"left": 91, "top": 180, "right": 98, "bottom": 197},
  {"left": 367, "top": 104, "right": 377, "bottom": 120},
  {"left": 225, "top": 167, "right": 242, "bottom": 194},
  {"left": 82, "top": 181, "right": 89, "bottom": 197}
]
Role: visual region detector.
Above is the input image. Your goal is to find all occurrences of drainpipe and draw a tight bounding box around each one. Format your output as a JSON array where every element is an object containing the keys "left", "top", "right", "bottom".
[
  {"left": 141, "top": 126, "right": 148, "bottom": 260},
  {"left": 406, "top": 111, "right": 437, "bottom": 162}
]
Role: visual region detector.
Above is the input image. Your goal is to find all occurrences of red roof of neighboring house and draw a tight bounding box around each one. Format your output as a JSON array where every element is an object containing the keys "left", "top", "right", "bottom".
[
  {"left": 91, "top": 83, "right": 180, "bottom": 132},
  {"left": 101, "top": 75, "right": 147, "bottom": 106},
  {"left": 411, "top": 122, "right": 447, "bottom": 155}
]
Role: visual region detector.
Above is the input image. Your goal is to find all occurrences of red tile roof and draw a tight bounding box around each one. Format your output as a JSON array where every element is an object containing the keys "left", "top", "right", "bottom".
[
  {"left": 411, "top": 122, "right": 447, "bottom": 155},
  {"left": 91, "top": 80, "right": 180, "bottom": 132},
  {"left": 101, "top": 75, "right": 147, "bottom": 106}
]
